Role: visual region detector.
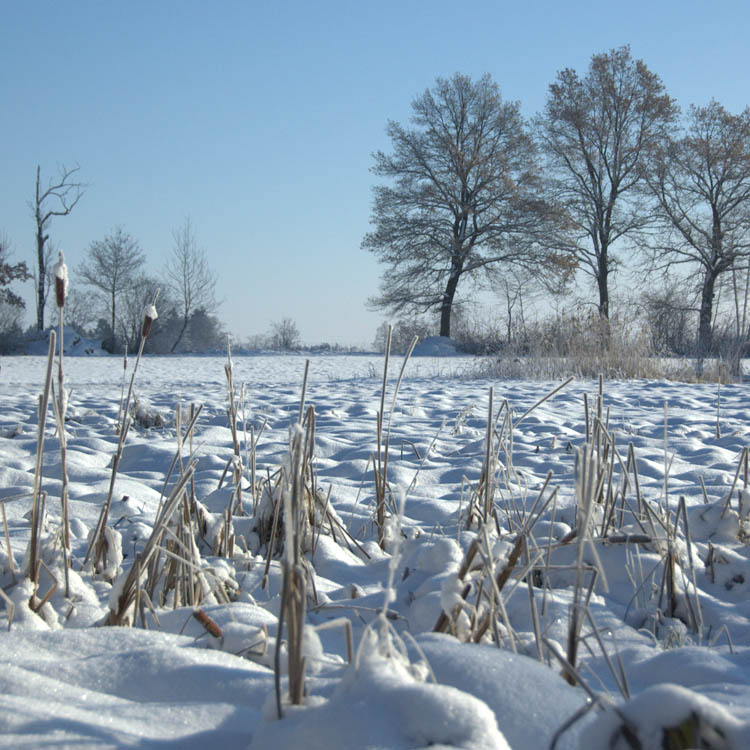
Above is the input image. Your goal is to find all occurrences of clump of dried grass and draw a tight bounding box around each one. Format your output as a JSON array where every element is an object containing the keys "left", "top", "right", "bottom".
[
  {"left": 432, "top": 372, "right": 724, "bottom": 711},
  {"left": 472, "top": 313, "right": 742, "bottom": 383},
  {"left": 274, "top": 418, "right": 310, "bottom": 715}
]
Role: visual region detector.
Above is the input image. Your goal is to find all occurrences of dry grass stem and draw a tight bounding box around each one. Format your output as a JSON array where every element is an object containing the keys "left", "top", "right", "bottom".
[
  {"left": 0, "top": 588, "right": 15, "bottom": 630},
  {"left": 374, "top": 328, "right": 418, "bottom": 548},
  {"left": 28, "top": 332, "right": 56, "bottom": 586},
  {"left": 1, "top": 502, "right": 15, "bottom": 584},
  {"left": 105, "top": 461, "right": 196, "bottom": 625}
]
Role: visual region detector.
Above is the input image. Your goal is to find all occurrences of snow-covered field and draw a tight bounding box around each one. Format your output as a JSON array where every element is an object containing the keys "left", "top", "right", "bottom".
[{"left": 2, "top": 352, "right": 750, "bottom": 749}]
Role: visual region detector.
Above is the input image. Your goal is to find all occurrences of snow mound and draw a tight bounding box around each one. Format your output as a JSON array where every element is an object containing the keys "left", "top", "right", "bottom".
[
  {"left": 582, "top": 682, "right": 750, "bottom": 750},
  {"left": 415, "top": 633, "right": 592, "bottom": 750},
  {"left": 24, "top": 326, "right": 105, "bottom": 356},
  {"left": 412, "top": 336, "right": 459, "bottom": 356},
  {"left": 0, "top": 627, "right": 274, "bottom": 748},
  {"left": 250, "top": 649, "right": 509, "bottom": 750}
]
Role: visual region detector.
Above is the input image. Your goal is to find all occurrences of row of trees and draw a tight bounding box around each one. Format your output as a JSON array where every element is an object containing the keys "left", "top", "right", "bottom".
[
  {"left": 1, "top": 192, "right": 314, "bottom": 354},
  {"left": 2, "top": 166, "right": 317, "bottom": 354},
  {"left": 0, "top": 183, "right": 226, "bottom": 353},
  {"left": 70, "top": 220, "right": 222, "bottom": 353},
  {"left": 2, "top": 165, "right": 320, "bottom": 353},
  {"left": 364, "top": 46, "right": 750, "bottom": 360}
]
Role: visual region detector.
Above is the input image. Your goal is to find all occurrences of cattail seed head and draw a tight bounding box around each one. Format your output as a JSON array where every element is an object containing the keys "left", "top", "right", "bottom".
[
  {"left": 141, "top": 303, "right": 158, "bottom": 338},
  {"left": 53, "top": 251, "right": 69, "bottom": 309}
]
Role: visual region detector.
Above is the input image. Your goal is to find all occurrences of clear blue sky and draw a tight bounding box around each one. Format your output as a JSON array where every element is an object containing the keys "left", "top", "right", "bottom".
[{"left": 2, "top": 0, "right": 749, "bottom": 346}]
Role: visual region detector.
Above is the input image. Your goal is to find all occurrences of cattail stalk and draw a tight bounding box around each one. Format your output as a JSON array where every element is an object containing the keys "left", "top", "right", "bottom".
[
  {"left": 86, "top": 293, "right": 158, "bottom": 571},
  {"left": 53, "top": 252, "right": 72, "bottom": 595}
]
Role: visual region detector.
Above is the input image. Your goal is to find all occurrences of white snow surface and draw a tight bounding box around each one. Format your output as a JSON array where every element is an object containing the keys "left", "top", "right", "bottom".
[
  {"left": 412, "top": 335, "right": 459, "bottom": 356},
  {"left": 21, "top": 327, "right": 106, "bottom": 356},
  {"left": 1, "top": 353, "right": 750, "bottom": 748}
]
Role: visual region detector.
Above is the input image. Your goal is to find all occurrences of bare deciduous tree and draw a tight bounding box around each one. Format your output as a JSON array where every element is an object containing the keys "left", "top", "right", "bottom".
[
  {"left": 363, "top": 73, "right": 565, "bottom": 339},
  {"left": 641, "top": 277, "right": 695, "bottom": 355},
  {"left": 165, "top": 217, "right": 217, "bottom": 352},
  {"left": 270, "top": 318, "right": 301, "bottom": 350},
  {"left": 64, "top": 285, "right": 98, "bottom": 336},
  {"left": 32, "top": 165, "right": 84, "bottom": 329},
  {"left": 79, "top": 227, "right": 145, "bottom": 351},
  {"left": 537, "top": 46, "right": 677, "bottom": 319},
  {"left": 647, "top": 101, "right": 750, "bottom": 358}
]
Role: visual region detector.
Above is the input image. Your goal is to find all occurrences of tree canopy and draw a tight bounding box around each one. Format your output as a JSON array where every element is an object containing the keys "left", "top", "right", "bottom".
[
  {"left": 363, "top": 73, "right": 566, "bottom": 338},
  {"left": 537, "top": 46, "right": 677, "bottom": 320},
  {"left": 647, "top": 101, "right": 750, "bottom": 357},
  {"left": 78, "top": 227, "right": 146, "bottom": 351}
]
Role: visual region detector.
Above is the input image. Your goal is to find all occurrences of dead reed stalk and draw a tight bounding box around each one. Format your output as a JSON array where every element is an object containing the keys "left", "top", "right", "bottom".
[
  {"left": 374, "top": 327, "right": 418, "bottom": 549},
  {"left": 274, "top": 419, "right": 310, "bottom": 717},
  {"left": 27, "top": 332, "right": 56, "bottom": 588},
  {"left": 86, "top": 297, "right": 158, "bottom": 573},
  {"left": 52, "top": 251, "right": 71, "bottom": 595},
  {"left": 104, "top": 461, "right": 196, "bottom": 625}
]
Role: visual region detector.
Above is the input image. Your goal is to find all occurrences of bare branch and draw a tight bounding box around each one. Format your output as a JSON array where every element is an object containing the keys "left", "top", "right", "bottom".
[
  {"left": 31, "top": 165, "right": 85, "bottom": 330},
  {"left": 164, "top": 217, "right": 217, "bottom": 352}
]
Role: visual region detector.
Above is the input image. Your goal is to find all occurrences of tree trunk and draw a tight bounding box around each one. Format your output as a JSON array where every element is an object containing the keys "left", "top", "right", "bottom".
[
  {"left": 596, "top": 253, "right": 612, "bottom": 348},
  {"left": 36, "top": 228, "right": 46, "bottom": 331},
  {"left": 597, "top": 256, "right": 609, "bottom": 319},
  {"left": 170, "top": 318, "right": 189, "bottom": 353},
  {"left": 111, "top": 289, "right": 117, "bottom": 345},
  {"left": 439, "top": 263, "right": 462, "bottom": 338},
  {"left": 698, "top": 270, "right": 717, "bottom": 358},
  {"left": 35, "top": 165, "right": 46, "bottom": 331},
  {"left": 34, "top": 164, "right": 48, "bottom": 331}
]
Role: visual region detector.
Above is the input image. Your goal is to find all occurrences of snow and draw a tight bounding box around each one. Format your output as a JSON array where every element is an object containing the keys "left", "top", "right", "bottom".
[
  {"left": 582, "top": 682, "right": 750, "bottom": 749},
  {"left": 413, "top": 634, "right": 591, "bottom": 750},
  {"left": 412, "top": 335, "right": 459, "bottom": 356},
  {"left": 1, "top": 352, "right": 750, "bottom": 747},
  {"left": 142, "top": 303, "right": 158, "bottom": 323},
  {"left": 22, "top": 327, "right": 106, "bottom": 356},
  {"left": 251, "top": 644, "right": 510, "bottom": 749},
  {"left": 0, "top": 628, "right": 271, "bottom": 748}
]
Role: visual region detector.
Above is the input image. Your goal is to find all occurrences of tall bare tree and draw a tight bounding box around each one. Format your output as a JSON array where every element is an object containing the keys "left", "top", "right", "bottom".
[
  {"left": 165, "top": 217, "right": 217, "bottom": 352},
  {"left": 647, "top": 101, "right": 750, "bottom": 357},
  {"left": 32, "top": 165, "right": 84, "bottom": 329},
  {"left": 79, "top": 227, "right": 145, "bottom": 350},
  {"left": 537, "top": 46, "right": 677, "bottom": 319},
  {"left": 363, "top": 73, "right": 565, "bottom": 338}
]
